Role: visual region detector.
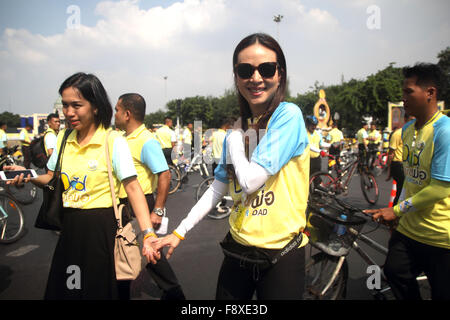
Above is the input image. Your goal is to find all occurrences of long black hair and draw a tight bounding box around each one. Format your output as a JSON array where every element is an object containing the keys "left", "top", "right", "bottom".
[
  {"left": 59, "top": 72, "right": 113, "bottom": 129},
  {"left": 233, "top": 33, "right": 287, "bottom": 132}
]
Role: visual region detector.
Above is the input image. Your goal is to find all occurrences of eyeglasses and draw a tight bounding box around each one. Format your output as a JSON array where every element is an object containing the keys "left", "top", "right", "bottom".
[{"left": 234, "top": 62, "right": 278, "bottom": 79}]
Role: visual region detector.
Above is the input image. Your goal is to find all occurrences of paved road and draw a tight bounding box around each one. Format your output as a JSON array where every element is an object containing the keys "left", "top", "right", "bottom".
[{"left": 0, "top": 163, "right": 394, "bottom": 300}]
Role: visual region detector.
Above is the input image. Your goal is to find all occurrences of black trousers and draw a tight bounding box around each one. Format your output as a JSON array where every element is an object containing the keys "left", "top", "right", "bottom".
[
  {"left": 384, "top": 230, "right": 450, "bottom": 300},
  {"left": 390, "top": 161, "right": 404, "bottom": 205},
  {"left": 118, "top": 194, "right": 185, "bottom": 300},
  {"left": 162, "top": 148, "right": 173, "bottom": 166},
  {"left": 215, "top": 235, "right": 305, "bottom": 300}
]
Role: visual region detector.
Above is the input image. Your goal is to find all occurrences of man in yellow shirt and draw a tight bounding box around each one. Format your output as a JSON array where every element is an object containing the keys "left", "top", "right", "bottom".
[
  {"left": 356, "top": 122, "right": 369, "bottom": 167},
  {"left": 368, "top": 122, "right": 382, "bottom": 170},
  {"left": 156, "top": 117, "right": 177, "bottom": 165},
  {"left": 306, "top": 115, "right": 323, "bottom": 177},
  {"left": 367, "top": 63, "right": 450, "bottom": 300},
  {"left": 115, "top": 93, "right": 185, "bottom": 300},
  {"left": 386, "top": 113, "right": 414, "bottom": 205},
  {"left": 211, "top": 118, "right": 234, "bottom": 174},
  {"left": 19, "top": 122, "right": 33, "bottom": 168},
  {"left": 43, "top": 113, "right": 61, "bottom": 158},
  {"left": 326, "top": 122, "right": 344, "bottom": 170}
]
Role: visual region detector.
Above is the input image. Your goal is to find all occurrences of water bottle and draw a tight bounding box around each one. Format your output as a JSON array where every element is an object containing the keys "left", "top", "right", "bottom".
[
  {"left": 336, "top": 214, "right": 347, "bottom": 236},
  {"left": 329, "top": 214, "right": 347, "bottom": 252}
]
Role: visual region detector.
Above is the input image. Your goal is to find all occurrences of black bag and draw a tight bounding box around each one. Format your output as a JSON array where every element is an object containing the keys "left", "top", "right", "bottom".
[
  {"left": 30, "top": 133, "right": 49, "bottom": 169},
  {"left": 219, "top": 231, "right": 303, "bottom": 271},
  {"left": 34, "top": 129, "right": 72, "bottom": 231}
]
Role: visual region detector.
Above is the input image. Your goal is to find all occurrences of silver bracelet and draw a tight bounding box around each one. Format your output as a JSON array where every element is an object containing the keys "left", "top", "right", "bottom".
[{"left": 141, "top": 227, "right": 155, "bottom": 237}]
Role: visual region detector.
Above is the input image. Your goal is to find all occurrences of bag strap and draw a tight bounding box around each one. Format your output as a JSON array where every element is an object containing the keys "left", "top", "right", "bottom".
[
  {"left": 54, "top": 129, "right": 73, "bottom": 173},
  {"left": 104, "top": 130, "right": 124, "bottom": 228},
  {"left": 270, "top": 232, "right": 303, "bottom": 265}
]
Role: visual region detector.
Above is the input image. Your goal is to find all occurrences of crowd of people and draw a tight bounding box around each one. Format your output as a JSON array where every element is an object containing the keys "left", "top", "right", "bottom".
[{"left": 2, "top": 32, "right": 449, "bottom": 301}]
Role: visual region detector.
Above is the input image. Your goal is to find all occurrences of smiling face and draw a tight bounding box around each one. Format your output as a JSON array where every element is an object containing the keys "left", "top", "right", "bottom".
[
  {"left": 61, "top": 86, "right": 97, "bottom": 134},
  {"left": 235, "top": 43, "right": 281, "bottom": 117}
]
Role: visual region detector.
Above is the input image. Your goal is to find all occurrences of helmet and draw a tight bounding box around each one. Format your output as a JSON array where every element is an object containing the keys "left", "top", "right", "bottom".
[{"left": 306, "top": 115, "right": 318, "bottom": 126}]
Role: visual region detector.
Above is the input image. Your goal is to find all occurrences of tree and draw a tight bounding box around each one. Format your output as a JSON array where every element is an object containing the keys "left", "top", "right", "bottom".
[
  {"left": 0, "top": 112, "right": 21, "bottom": 127},
  {"left": 437, "top": 47, "right": 450, "bottom": 107}
]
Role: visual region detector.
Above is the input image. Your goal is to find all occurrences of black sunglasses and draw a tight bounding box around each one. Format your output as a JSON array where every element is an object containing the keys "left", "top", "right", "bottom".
[{"left": 235, "top": 62, "right": 278, "bottom": 79}]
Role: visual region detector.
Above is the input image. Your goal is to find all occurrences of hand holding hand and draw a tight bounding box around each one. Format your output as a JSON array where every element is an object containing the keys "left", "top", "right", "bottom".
[
  {"left": 154, "top": 233, "right": 181, "bottom": 259},
  {"left": 142, "top": 236, "right": 161, "bottom": 264}
]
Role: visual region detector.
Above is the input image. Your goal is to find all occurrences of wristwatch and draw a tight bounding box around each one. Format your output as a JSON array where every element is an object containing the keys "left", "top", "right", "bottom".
[{"left": 153, "top": 207, "right": 166, "bottom": 217}]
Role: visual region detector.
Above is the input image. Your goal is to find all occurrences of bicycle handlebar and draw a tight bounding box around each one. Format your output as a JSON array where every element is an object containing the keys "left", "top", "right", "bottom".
[{"left": 310, "top": 186, "right": 372, "bottom": 219}]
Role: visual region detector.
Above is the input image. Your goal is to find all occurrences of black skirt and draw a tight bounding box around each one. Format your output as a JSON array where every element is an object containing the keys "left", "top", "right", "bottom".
[{"left": 44, "top": 207, "right": 118, "bottom": 300}]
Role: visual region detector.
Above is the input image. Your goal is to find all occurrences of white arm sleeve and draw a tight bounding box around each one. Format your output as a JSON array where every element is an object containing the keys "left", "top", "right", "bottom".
[
  {"left": 174, "top": 179, "right": 228, "bottom": 238},
  {"left": 227, "top": 130, "right": 271, "bottom": 194}
]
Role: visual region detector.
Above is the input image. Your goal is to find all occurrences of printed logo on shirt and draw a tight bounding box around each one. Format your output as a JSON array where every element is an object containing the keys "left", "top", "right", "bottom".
[
  {"left": 61, "top": 172, "right": 91, "bottom": 208},
  {"left": 403, "top": 142, "right": 428, "bottom": 185},
  {"left": 87, "top": 160, "right": 98, "bottom": 171},
  {"left": 62, "top": 173, "right": 87, "bottom": 191}
]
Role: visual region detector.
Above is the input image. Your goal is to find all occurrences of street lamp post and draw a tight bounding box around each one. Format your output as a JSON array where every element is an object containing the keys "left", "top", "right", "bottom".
[
  {"left": 273, "top": 14, "right": 284, "bottom": 41},
  {"left": 163, "top": 76, "right": 168, "bottom": 106}
]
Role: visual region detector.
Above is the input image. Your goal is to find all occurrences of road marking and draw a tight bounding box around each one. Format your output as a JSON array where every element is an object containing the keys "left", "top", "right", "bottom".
[{"left": 6, "top": 245, "right": 40, "bottom": 257}]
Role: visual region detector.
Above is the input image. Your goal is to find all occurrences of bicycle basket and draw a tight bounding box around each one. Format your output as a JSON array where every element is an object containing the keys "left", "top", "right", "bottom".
[{"left": 305, "top": 201, "right": 366, "bottom": 257}]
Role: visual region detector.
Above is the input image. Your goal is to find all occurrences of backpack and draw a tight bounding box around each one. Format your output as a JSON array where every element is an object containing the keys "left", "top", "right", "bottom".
[{"left": 30, "top": 132, "right": 49, "bottom": 168}]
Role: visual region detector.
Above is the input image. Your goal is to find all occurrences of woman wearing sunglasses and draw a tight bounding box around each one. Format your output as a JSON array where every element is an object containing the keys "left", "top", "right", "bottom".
[{"left": 156, "top": 33, "right": 310, "bottom": 299}]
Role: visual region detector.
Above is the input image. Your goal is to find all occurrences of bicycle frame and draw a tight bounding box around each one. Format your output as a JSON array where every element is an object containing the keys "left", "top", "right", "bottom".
[
  {"left": 0, "top": 203, "right": 9, "bottom": 239},
  {"left": 327, "top": 154, "right": 360, "bottom": 193}
]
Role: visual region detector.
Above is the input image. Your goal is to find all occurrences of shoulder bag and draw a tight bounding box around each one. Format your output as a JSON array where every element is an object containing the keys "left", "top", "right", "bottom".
[
  {"left": 34, "top": 129, "right": 73, "bottom": 231},
  {"left": 104, "top": 130, "right": 143, "bottom": 281}
]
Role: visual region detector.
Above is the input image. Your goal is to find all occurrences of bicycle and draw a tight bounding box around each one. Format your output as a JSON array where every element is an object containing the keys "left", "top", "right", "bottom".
[
  {"left": 304, "top": 188, "right": 429, "bottom": 300},
  {"left": 195, "top": 176, "right": 233, "bottom": 220},
  {"left": 0, "top": 146, "right": 37, "bottom": 205},
  {"left": 168, "top": 147, "right": 211, "bottom": 195},
  {"left": 0, "top": 191, "right": 25, "bottom": 244},
  {"left": 311, "top": 151, "right": 379, "bottom": 205}
]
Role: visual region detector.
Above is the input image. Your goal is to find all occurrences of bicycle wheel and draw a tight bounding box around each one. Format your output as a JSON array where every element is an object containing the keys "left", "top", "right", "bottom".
[
  {"left": 304, "top": 252, "right": 348, "bottom": 300},
  {"left": 196, "top": 177, "right": 232, "bottom": 220},
  {"left": 7, "top": 183, "right": 38, "bottom": 205},
  {"left": 309, "top": 172, "right": 337, "bottom": 195},
  {"left": 168, "top": 164, "right": 181, "bottom": 195},
  {"left": 360, "top": 172, "right": 379, "bottom": 205},
  {"left": 0, "top": 193, "right": 25, "bottom": 244}
]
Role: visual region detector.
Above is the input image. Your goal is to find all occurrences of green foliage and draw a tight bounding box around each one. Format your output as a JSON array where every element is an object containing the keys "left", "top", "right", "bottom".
[
  {"left": 437, "top": 47, "right": 450, "bottom": 107},
  {"left": 0, "top": 112, "right": 20, "bottom": 127}
]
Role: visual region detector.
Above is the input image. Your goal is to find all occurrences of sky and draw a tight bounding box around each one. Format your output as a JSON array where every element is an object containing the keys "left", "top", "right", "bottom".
[{"left": 0, "top": 0, "right": 449, "bottom": 116}]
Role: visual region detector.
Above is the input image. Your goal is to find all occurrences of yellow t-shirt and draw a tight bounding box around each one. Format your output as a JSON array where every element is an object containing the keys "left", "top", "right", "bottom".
[
  {"left": 398, "top": 112, "right": 450, "bottom": 249},
  {"left": 327, "top": 128, "right": 344, "bottom": 144},
  {"left": 356, "top": 128, "right": 368, "bottom": 145},
  {"left": 368, "top": 129, "right": 381, "bottom": 144},
  {"left": 389, "top": 128, "right": 403, "bottom": 162},
  {"left": 211, "top": 129, "right": 227, "bottom": 160},
  {"left": 156, "top": 125, "right": 176, "bottom": 149},
  {"left": 307, "top": 130, "right": 321, "bottom": 159},
  {"left": 215, "top": 102, "right": 310, "bottom": 249},
  {"left": 47, "top": 127, "right": 137, "bottom": 209},
  {"left": 19, "top": 128, "right": 32, "bottom": 146},
  {"left": 118, "top": 124, "right": 168, "bottom": 198}
]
